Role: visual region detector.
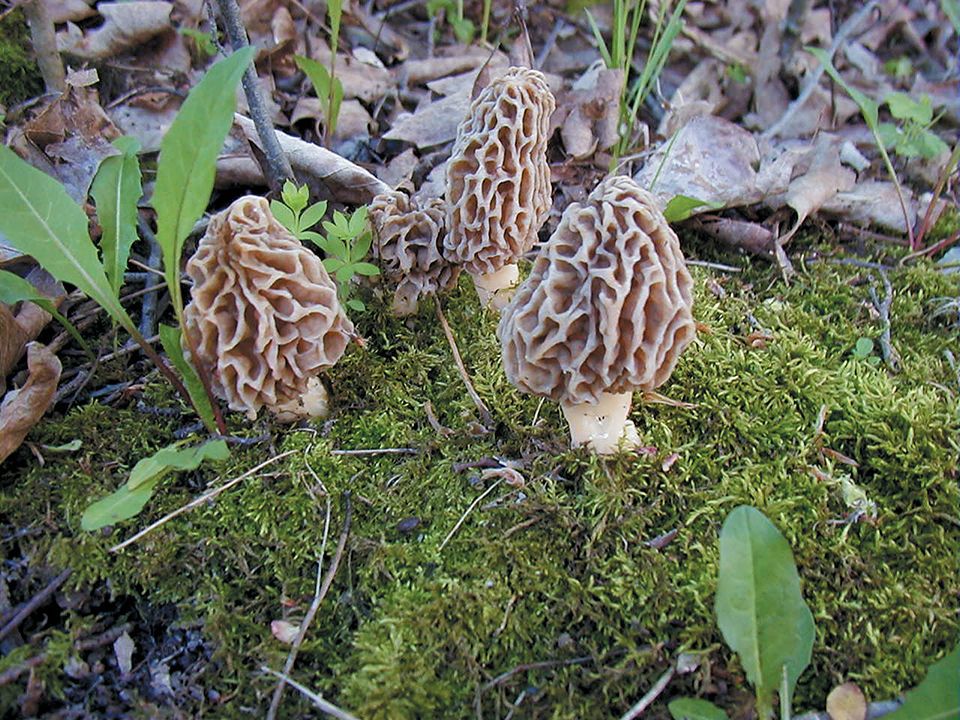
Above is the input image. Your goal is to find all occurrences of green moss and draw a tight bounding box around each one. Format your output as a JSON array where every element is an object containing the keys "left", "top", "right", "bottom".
[
  {"left": 1, "top": 254, "right": 958, "bottom": 718},
  {"left": 0, "top": 10, "right": 43, "bottom": 108}
]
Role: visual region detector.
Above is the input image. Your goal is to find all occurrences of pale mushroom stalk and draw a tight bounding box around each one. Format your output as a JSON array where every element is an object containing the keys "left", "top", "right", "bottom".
[
  {"left": 471, "top": 264, "right": 520, "bottom": 309},
  {"left": 561, "top": 391, "right": 641, "bottom": 454}
]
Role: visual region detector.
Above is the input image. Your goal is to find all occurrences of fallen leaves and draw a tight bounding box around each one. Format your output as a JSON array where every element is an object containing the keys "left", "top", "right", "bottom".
[
  {"left": 0, "top": 343, "right": 62, "bottom": 465},
  {"left": 58, "top": 1, "right": 173, "bottom": 60}
]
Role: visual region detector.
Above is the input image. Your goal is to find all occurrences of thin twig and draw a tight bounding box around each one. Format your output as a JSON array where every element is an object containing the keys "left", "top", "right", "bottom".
[
  {"left": 868, "top": 270, "right": 900, "bottom": 372},
  {"left": 330, "top": 447, "right": 418, "bottom": 456},
  {"left": 59, "top": 336, "right": 160, "bottom": 383},
  {"left": 619, "top": 665, "right": 676, "bottom": 720},
  {"left": 212, "top": 0, "right": 293, "bottom": 189},
  {"left": 481, "top": 655, "right": 593, "bottom": 692},
  {"left": 22, "top": 0, "right": 65, "bottom": 93},
  {"left": 434, "top": 298, "right": 494, "bottom": 428},
  {"left": 109, "top": 450, "right": 298, "bottom": 553},
  {"left": 0, "top": 569, "right": 72, "bottom": 642},
  {"left": 438, "top": 479, "right": 502, "bottom": 552},
  {"left": 267, "top": 493, "right": 352, "bottom": 719},
  {"left": 261, "top": 667, "right": 361, "bottom": 720},
  {"left": 685, "top": 259, "right": 743, "bottom": 273},
  {"left": 137, "top": 218, "right": 163, "bottom": 338}
]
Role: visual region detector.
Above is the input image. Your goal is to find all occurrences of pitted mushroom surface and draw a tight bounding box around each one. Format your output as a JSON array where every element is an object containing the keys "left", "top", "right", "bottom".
[
  {"left": 369, "top": 190, "right": 461, "bottom": 316},
  {"left": 498, "top": 175, "right": 696, "bottom": 453},
  {"left": 184, "top": 196, "right": 354, "bottom": 421},
  {"left": 444, "top": 66, "right": 555, "bottom": 308}
]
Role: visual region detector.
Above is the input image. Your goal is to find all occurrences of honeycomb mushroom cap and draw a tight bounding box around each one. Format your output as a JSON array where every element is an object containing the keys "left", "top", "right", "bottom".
[
  {"left": 184, "top": 196, "right": 354, "bottom": 420},
  {"left": 499, "top": 175, "right": 696, "bottom": 406},
  {"left": 369, "top": 190, "right": 461, "bottom": 316},
  {"left": 444, "top": 67, "right": 556, "bottom": 276}
]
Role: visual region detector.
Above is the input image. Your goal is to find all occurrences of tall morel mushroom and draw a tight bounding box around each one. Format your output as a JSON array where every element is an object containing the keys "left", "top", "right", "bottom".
[
  {"left": 184, "top": 196, "right": 354, "bottom": 422},
  {"left": 369, "top": 190, "right": 460, "bottom": 316},
  {"left": 445, "top": 67, "right": 555, "bottom": 308},
  {"left": 498, "top": 176, "right": 696, "bottom": 454}
]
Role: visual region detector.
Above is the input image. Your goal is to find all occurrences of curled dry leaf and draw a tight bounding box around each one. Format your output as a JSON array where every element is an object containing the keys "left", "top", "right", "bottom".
[
  {"left": 0, "top": 343, "right": 62, "bottom": 465},
  {"left": 826, "top": 682, "right": 867, "bottom": 720},
  {"left": 821, "top": 181, "right": 917, "bottom": 234},
  {"left": 556, "top": 64, "right": 623, "bottom": 159},
  {"left": 58, "top": 1, "right": 174, "bottom": 60}
]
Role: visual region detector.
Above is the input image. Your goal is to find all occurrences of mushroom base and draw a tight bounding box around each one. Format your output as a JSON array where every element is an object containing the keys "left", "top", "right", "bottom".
[
  {"left": 561, "top": 392, "right": 641, "bottom": 455},
  {"left": 472, "top": 264, "right": 520, "bottom": 310},
  {"left": 272, "top": 376, "right": 330, "bottom": 423}
]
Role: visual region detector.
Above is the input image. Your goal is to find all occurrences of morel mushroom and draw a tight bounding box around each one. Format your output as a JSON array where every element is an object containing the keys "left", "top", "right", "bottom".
[
  {"left": 184, "top": 196, "right": 354, "bottom": 422},
  {"left": 369, "top": 190, "right": 460, "bottom": 316},
  {"left": 445, "top": 67, "right": 555, "bottom": 308},
  {"left": 498, "top": 176, "right": 696, "bottom": 454}
]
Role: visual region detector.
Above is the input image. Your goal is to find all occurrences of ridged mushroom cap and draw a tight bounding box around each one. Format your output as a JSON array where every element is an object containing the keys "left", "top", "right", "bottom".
[
  {"left": 444, "top": 67, "right": 556, "bottom": 276},
  {"left": 369, "top": 190, "right": 461, "bottom": 316},
  {"left": 184, "top": 196, "right": 354, "bottom": 420},
  {"left": 498, "top": 176, "right": 696, "bottom": 405}
]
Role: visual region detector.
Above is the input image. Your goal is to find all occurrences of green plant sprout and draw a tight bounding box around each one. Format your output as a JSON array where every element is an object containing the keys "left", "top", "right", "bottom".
[
  {"left": 270, "top": 180, "right": 328, "bottom": 242},
  {"left": 308, "top": 207, "right": 379, "bottom": 312},
  {"left": 427, "top": 0, "right": 476, "bottom": 44},
  {"left": 851, "top": 337, "right": 881, "bottom": 365},
  {"left": 878, "top": 92, "right": 949, "bottom": 160},
  {"left": 294, "top": 0, "right": 344, "bottom": 145},
  {"left": 178, "top": 27, "right": 217, "bottom": 58}
]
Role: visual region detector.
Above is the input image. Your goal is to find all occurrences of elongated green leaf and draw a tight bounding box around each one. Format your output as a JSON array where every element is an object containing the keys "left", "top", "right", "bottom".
[
  {"left": 126, "top": 439, "right": 228, "bottom": 490},
  {"left": 269, "top": 200, "right": 299, "bottom": 235},
  {"left": 153, "top": 47, "right": 255, "bottom": 317},
  {"left": 663, "top": 195, "right": 724, "bottom": 223},
  {"left": 158, "top": 324, "right": 216, "bottom": 432},
  {"left": 0, "top": 269, "right": 91, "bottom": 354},
  {"left": 668, "top": 698, "right": 730, "bottom": 720},
  {"left": 299, "top": 201, "right": 327, "bottom": 231},
  {"left": 81, "top": 476, "right": 163, "bottom": 531},
  {"left": 295, "top": 55, "right": 342, "bottom": 136},
  {"left": 885, "top": 644, "right": 959, "bottom": 720},
  {"left": 0, "top": 146, "right": 132, "bottom": 329},
  {"left": 808, "top": 47, "right": 879, "bottom": 127},
  {"left": 91, "top": 136, "right": 142, "bottom": 295},
  {"left": 715, "top": 506, "right": 815, "bottom": 713}
]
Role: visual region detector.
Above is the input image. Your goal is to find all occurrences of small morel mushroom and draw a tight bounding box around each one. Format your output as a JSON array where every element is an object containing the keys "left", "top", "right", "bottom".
[
  {"left": 184, "top": 196, "right": 354, "bottom": 422},
  {"left": 445, "top": 67, "right": 555, "bottom": 309},
  {"left": 498, "top": 176, "right": 696, "bottom": 454},
  {"left": 369, "top": 190, "right": 461, "bottom": 316}
]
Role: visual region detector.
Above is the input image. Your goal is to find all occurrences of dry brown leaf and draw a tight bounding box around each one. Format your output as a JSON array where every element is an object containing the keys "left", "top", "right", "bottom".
[
  {"left": 779, "top": 135, "right": 856, "bottom": 242},
  {"left": 401, "top": 50, "right": 509, "bottom": 85},
  {"left": 0, "top": 269, "right": 63, "bottom": 390},
  {"left": 383, "top": 91, "right": 473, "bottom": 149},
  {"left": 58, "top": 1, "right": 173, "bottom": 60},
  {"left": 376, "top": 148, "right": 419, "bottom": 188},
  {"left": 0, "top": 305, "right": 29, "bottom": 390},
  {"left": 110, "top": 98, "right": 179, "bottom": 154},
  {"left": 0, "top": 343, "right": 62, "bottom": 465},
  {"left": 555, "top": 64, "right": 623, "bottom": 159},
  {"left": 309, "top": 46, "right": 393, "bottom": 102},
  {"left": 826, "top": 682, "right": 867, "bottom": 720},
  {"left": 47, "top": 0, "right": 97, "bottom": 23},
  {"left": 821, "top": 181, "right": 917, "bottom": 234}
]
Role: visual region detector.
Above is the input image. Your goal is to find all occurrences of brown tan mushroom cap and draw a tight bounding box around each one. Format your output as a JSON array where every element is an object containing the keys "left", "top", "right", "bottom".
[
  {"left": 444, "top": 67, "right": 556, "bottom": 276},
  {"left": 184, "top": 196, "right": 354, "bottom": 420},
  {"left": 499, "top": 176, "right": 696, "bottom": 406},
  {"left": 369, "top": 190, "right": 461, "bottom": 316}
]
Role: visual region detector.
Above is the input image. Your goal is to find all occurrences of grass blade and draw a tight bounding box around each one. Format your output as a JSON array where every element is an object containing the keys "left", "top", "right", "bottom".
[
  {"left": 159, "top": 324, "right": 217, "bottom": 432},
  {"left": 91, "top": 136, "right": 142, "bottom": 296}
]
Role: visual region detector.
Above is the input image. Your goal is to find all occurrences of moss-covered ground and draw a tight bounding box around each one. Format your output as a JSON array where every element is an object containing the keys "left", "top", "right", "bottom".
[{"left": 1, "top": 245, "right": 958, "bottom": 718}]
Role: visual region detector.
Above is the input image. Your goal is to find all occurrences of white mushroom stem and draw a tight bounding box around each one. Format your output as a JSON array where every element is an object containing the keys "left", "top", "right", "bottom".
[
  {"left": 561, "top": 391, "right": 642, "bottom": 455},
  {"left": 472, "top": 264, "right": 520, "bottom": 310}
]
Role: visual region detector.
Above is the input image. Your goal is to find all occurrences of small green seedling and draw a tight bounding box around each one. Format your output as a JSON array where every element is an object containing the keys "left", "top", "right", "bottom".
[
  {"left": 306, "top": 207, "right": 379, "bottom": 312},
  {"left": 427, "top": 0, "right": 476, "bottom": 44},
  {"left": 295, "top": 54, "right": 344, "bottom": 144},
  {"left": 270, "top": 180, "right": 328, "bottom": 242},
  {"left": 878, "top": 92, "right": 949, "bottom": 161},
  {"left": 851, "top": 337, "right": 880, "bottom": 365},
  {"left": 179, "top": 27, "right": 217, "bottom": 58}
]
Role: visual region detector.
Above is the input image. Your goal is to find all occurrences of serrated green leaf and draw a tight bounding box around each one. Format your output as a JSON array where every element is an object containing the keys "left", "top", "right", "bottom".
[
  {"left": 158, "top": 324, "right": 216, "bottom": 432},
  {"left": 351, "top": 262, "right": 380, "bottom": 277},
  {"left": 90, "top": 136, "right": 142, "bottom": 296},
  {"left": 299, "top": 201, "right": 328, "bottom": 231},
  {"left": 81, "top": 476, "right": 163, "bottom": 531},
  {"left": 663, "top": 195, "right": 725, "bottom": 223},
  {"left": 715, "top": 506, "right": 815, "bottom": 714},
  {"left": 0, "top": 269, "right": 91, "bottom": 355},
  {"left": 885, "top": 644, "right": 959, "bottom": 720},
  {"left": 885, "top": 91, "right": 932, "bottom": 124},
  {"left": 153, "top": 47, "right": 254, "bottom": 319},
  {"left": 270, "top": 200, "right": 299, "bottom": 235},
  {"left": 126, "top": 439, "right": 228, "bottom": 490},
  {"left": 0, "top": 146, "right": 132, "bottom": 331},
  {"left": 668, "top": 698, "right": 730, "bottom": 720}
]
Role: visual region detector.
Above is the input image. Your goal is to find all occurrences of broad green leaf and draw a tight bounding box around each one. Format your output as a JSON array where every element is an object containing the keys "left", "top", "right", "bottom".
[
  {"left": 668, "top": 698, "right": 730, "bottom": 720},
  {"left": 270, "top": 200, "right": 299, "bottom": 235},
  {"left": 663, "top": 195, "right": 724, "bottom": 223},
  {"left": 300, "top": 230, "right": 325, "bottom": 246},
  {"left": 126, "top": 439, "right": 228, "bottom": 490},
  {"left": 345, "top": 298, "right": 364, "bottom": 311},
  {"left": 885, "top": 92, "right": 932, "bottom": 124},
  {"left": 321, "top": 230, "right": 349, "bottom": 260},
  {"left": 808, "top": 47, "right": 879, "bottom": 128},
  {"left": 351, "top": 231, "right": 373, "bottom": 262},
  {"left": 299, "top": 201, "right": 328, "bottom": 231},
  {"left": 295, "top": 55, "right": 340, "bottom": 134},
  {"left": 450, "top": 16, "right": 475, "bottom": 43},
  {"left": 158, "top": 324, "right": 217, "bottom": 432},
  {"left": 878, "top": 122, "right": 901, "bottom": 149},
  {"left": 885, "top": 644, "right": 959, "bottom": 720},
  {"left": 912, "top": 130, "right": 949, "bottom": 160},
  {"left": 323, "top": 257, "right": 346, "bottom": 273},
  {"left": 90, "top": 136, "right": 142, "bottom": 296},
  {"left": 715, "top": 506, "right": 815, "bottom": 713},
  {"left": 0, "top": 146, "right": 131, "bottom": 330},
  {"left": 853, "top": 337, "right": 874, "bottom": 358},
  {"left": 153, "top": 47, "right": 255, "bottom": 318},
  {"left": 335, "top": 265, "right": 354, "bottom": 284},
  {"left": 81, "top": 476, "right": 163, "bottom": 531},
  {"left": 0, "top": 269, "right": 90, "bottom": 354},
  {"left": 351, "top": 262, "right": 380, "bottom": 277},
  {"left": 348, "top": 206, "right": 368, "bottom": 236}
]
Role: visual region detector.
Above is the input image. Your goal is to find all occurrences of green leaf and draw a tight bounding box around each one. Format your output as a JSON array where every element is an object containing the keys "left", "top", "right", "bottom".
[
  {"left": 913, "top": 130, "right": 949, "bottom": 160},
  {"left": 178, "top": 27, "right": 216, "bottom": 57},
  {"left": 327, "top": 0, "right": 343, "bottom": 54},
  {"left": 300, "top": 230, "right": 325, "bottom": 247},
  {"left": 270, "top": 199, "right": 299, "bottom": 235},
  {"left": 158, "top": 324, "right": 217, "bottom": 432},
  {"left": 350, "top": 230, "right": 373, "bottom": 263},
  {"left": 663, "top": 195, "right": 724, "bottom": 223},
  {"left": 808, "top": 47, "right": 879, "bottom": 128},
  {"left": 323, "top": 257, "right": 346, "bottom": 273},
  {"left": 90, "top": 136, "right": 142, "bottom": 296},
  {"left": 0, "top": 146, "right": 132, "bottom": 331},
  {"left": 42, "top": 439, "right": 82, "bottom": 452},
  {"left": 153, "top": 47, "right": 255, "bottom": 319},
  {"left": 853, "top": 337, "right": 874, "bottom": 359},
  {"left": 878, "top": 122, "right": 901, "bottom": 149},
  {"left": 335, "top": 265, "right": 354, "bottom": 284},
  {"left": 450, "top": 16, "right": 475, "bottom": 43},
  {"left": 126, "top": 439, "right": 228, "bottom": 490},
  {"left": 321, "top": 230, "right": 349, "bottom": 260},
  {"left": 328, "top": 77, "right": 344, "bottom": 138},
  {"left": 584, "top": 9, "right": 613, "bottom": 68},
  {"left": 299, "top": 201, "right": 328, "bottom": 232},
  {"left": 351, "top": 261, "right": 380, "bottom": 277},
  {"left": 885, "top": 91, "right": 933, "bottom": 124},
  {"left": 346, "top": 298, "right": 364, "bottom": 311},
  {"left": 715, "top": 506, "right": 815, "bottom": 713},
  {"left": 81, "top": 476, "right": 163, "bottom": 531},
  {"left": 885, "top": 644, "right": 959, "bottom": 720},
  {"left": 668, "top": 698, "right": 730, "bottom": 720},
  {"left": 348, "top": 206, "right": 368, "bottom": 236},
  {"left": 0, "top": 269, "right": 91, "bottom": 355}
]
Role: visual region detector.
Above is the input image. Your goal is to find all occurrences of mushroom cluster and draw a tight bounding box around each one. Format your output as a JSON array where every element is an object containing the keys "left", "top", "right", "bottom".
[
  {"left": 184, "top": 196, "right": 354, "bottom": 422},
  {"left": 444, "top": 67, "right": 556, "bottom": 308},
  {"left": 498, "top": 176, "right": 696, "bottom": 454}
]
